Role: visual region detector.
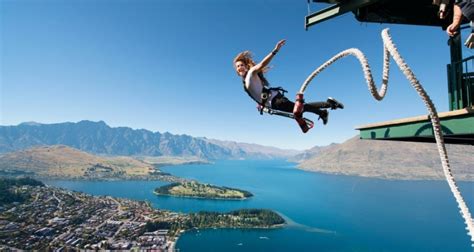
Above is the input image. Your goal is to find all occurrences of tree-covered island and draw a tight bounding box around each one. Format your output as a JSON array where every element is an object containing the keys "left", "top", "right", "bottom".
[{"left": 154, "top": 181, "right": 253, "bottom": 200}]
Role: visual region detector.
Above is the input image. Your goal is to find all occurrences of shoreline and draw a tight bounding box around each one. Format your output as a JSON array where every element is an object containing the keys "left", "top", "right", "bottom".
[
  {"left": 168, "top": 239, "right": 177, "bottom": 252},
  {"left": 171, "top": 224, "right": 286, "bottom": 251},
  {"left": 296, "top": 167, "right": 474, "bottom": 182},
  {"left": 28, "top": 174, "right": 186, "bottom": 183}
]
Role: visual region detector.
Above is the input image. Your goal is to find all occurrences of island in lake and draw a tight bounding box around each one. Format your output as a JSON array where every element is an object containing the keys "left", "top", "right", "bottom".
[{"left": 154, "top": 181, "right": 253, "bottom": 200}]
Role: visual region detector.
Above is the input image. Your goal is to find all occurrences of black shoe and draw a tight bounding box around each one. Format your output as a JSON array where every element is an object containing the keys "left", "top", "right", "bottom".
[
  {"left": 327, "top": 97, "right": 344, "bottom": 110},
  {"left": 318, "top": 109, "right": 329, "bottom": 125}
]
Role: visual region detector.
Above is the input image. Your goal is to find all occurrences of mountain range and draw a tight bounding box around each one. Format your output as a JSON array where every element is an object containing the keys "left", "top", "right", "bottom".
[
  {"left": 0, "top": 121, "right": 298, "bottom": 160},
  {"left": 0, "top": 120, "right": 472, "bottom": 181}
]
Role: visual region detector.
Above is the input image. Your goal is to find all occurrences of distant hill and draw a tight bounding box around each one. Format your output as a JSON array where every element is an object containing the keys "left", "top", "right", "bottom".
[
  {"left": 288, "top": 143, "right": 337, "bottom": 162},
  {"left": 298, "top": 136, "right": 474, "bottom": 181},
  {"left": 0, "top": 121, "right": 298, "bottom": 160},
  {"left": 0, "top": 145, "right": 155, "bottom": 179},
  {"left": 202, "top": 138, "right": 300, "bottom": 159}
]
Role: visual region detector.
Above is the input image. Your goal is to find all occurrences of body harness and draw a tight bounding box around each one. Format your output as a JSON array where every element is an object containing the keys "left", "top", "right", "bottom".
[{"left": 242, "top": 72, "right": 287, "bottom": 115}]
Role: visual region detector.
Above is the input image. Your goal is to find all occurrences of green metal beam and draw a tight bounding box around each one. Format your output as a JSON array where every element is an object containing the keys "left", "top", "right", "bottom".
[{"left": 358, "top": 111, "right": 474, "bottom": 145}]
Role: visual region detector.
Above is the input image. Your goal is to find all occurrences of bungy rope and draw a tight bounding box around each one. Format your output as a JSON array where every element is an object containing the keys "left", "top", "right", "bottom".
[{"left": 299, "top": 28, "right": 474, "bottom": 247}]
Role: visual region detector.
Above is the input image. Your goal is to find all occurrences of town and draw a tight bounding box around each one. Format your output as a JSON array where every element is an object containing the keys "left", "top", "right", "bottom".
[{"left": 0, "top": 183, "right": 184, "bottom": 251}]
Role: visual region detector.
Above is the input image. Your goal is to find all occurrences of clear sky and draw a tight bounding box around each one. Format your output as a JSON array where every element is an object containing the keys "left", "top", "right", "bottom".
[{"left": 1, "top": 0, "right": 473, "bottom": 150}]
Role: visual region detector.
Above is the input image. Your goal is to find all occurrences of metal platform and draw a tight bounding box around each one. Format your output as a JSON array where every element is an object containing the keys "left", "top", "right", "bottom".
[
  {"left": 356, "top": 107, "right": 474, "bottom": 145},
  {"left": 305, "top": 0, "right": 454, "bottom": 30}
]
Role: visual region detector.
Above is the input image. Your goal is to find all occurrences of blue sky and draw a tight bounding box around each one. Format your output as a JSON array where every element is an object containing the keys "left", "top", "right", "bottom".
[{"left": 1, "top": 0, "right": 472, "bottom": 150}]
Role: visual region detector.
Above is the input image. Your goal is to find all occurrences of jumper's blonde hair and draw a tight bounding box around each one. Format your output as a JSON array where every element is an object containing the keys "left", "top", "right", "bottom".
[
  {"left": 233, "top": 51, "right": 256, "bottom": 68},
  {"left": 233, "top": 51, "right": 269, "bottom": 73}
]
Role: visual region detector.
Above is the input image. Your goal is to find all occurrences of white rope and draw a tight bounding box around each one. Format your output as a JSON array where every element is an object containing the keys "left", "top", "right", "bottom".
[{"left": 299, "top": 28, "right": 474, "bottom": 247}]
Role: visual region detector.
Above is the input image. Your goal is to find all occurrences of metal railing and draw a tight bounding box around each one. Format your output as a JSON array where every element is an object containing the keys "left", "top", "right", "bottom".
[{"left": 447, "top": 55, "right": 474, "bottom": 110}]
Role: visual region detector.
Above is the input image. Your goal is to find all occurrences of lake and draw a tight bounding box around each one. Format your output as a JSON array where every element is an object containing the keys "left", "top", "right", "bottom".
[{"left": 44, "top": 159, "right": 474, "bottom": 251}]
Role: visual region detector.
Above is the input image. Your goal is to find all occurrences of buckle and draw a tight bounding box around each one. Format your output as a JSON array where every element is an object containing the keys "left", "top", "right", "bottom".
[{"left": 261, "top": 93, "right": 269, "bottom": 100}]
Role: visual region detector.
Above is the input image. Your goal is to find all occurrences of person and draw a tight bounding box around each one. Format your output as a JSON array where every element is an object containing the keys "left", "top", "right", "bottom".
[
  {"left": 233, "top": 39, "right": 344, "bottom": 126},
  {"left": 446, "top": 0, "right": 474, "bottom": 48},
  {"left": 433, "top": 0, "right": 451, "bottom": 20}
]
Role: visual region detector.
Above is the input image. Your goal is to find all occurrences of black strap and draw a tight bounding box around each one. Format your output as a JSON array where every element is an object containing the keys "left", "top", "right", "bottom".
[{"left": 257, "top": 72, "right": 270, "bottom": 87}]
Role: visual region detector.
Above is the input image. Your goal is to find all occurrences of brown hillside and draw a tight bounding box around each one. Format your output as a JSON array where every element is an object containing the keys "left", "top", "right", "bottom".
[
  {"left": 299, "top": 136, "right": 474, "bottom": 181},
  {"left": 0, "top": 145, "right": 153, "bottom": 178}
]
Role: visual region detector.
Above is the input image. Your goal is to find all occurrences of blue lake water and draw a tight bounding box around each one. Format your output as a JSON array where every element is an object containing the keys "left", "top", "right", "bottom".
[{"left": 44, "top": 159, "right": 474, "bottom": 251}]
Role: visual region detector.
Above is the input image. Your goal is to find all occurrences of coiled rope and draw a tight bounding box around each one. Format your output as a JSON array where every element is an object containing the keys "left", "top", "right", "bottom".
[{"left": 299, "top": 28, "right": 474, "bottom": 247}]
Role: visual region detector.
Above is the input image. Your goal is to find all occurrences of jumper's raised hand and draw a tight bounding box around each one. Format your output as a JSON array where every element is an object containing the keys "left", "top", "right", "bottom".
[{"left": 274, "top": 40, "right": 286, "bottom": 51}]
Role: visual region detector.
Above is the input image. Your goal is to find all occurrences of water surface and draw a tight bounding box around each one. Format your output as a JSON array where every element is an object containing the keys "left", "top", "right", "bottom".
[{"left": 45, "top": 159, "right": 474, "bottom": 251}]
